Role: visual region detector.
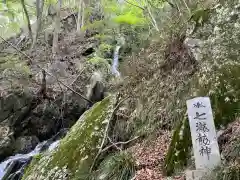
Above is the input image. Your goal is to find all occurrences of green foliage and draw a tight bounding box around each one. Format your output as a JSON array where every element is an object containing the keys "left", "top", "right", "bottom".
[
  {"left": 88, "top": 55, "right": 108, "bottom": 65},
  {"left": 190, "top": 8, "right": 211, "bottom": 25},
  {"left": 189, "top": 8, "right": 211, "bottom": 33},
  {"left": 208, "top": 65, "right": 240, "bottom": 128},
  {"left": 193, "top": 60, "right": 240, "bottom": 128},
  {"left": 113, "top": 12, "right": 146, "bottom": 25},
  {"left": 95, "top": 151, "right": 136, "bottom": 180},
  {"left": 98, "top": 43, "right": 113, "bottom": 59},
  {"left": 99, "top": 43, "right": 112, "bottom": 53}
]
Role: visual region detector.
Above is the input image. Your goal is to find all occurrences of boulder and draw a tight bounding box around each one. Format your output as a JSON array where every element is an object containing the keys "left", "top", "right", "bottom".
[
  {"left": 0, "top": 91, "right": 33, "bottom": 125},
  {"left": 14, "top": 136, "right": 39, "bottom": 154},
  {"left": 21, "top": 95, "right": 86, "bottom": 141},
  {"left": 22, "top": 95, "right": 116, "bottom": 180}
]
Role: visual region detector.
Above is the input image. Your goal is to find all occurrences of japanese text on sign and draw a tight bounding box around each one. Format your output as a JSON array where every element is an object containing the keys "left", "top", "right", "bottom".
[{"left": 187, "top": 97, "right": 221, "bottom": 169}]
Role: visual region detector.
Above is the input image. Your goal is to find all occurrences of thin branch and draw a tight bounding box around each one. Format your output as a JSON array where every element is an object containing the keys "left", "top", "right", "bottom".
[
  {"left": 0, "top": 35, "right": 93, "bottom": 104},
  {"left": 102, "top": 136, "right": 139, "bottom": 153},
  {"left": 123, "top": 0, "right": 144, "bottom": 10},
  {"left": 107, "top": 136, "right": 122, "bottom": 151},
  {"left": 181, "top": 0, "right": 191, "bottom": 14},
  {"left": 146, "top": 5, "right": 159, "bottom": 31},
  {"left": 166, "top": 1, "right": 176, "bottom": 8},
  {"left": 70, "top": 67, "right": 86, "bottom": 87},
  {"left": 130, "top": 174, "right": 136, "bottom": 180},
  {"left": 0, "top": 36, "right": 33, "bottom": 64},
  {"left": 90, "top": 97, "right": 129, "bottom": 172}
]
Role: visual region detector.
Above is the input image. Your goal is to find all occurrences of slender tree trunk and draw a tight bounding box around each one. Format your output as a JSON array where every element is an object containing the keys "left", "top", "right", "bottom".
[
  {"left": 81, "top": 2, "right": 85, "bottom": 27},
  {"left": 146, "top": 5, "right": 159, "bottom": 31},
  {"left": 20, "top": 0, "right": 33, "bottom": 41},
  {"left": 52, "top": 0, "right": 62, "bottom": 55},
  {"left": 182, "top": 0, "right": 191, "bottom": 14},
  {"left": 32, "top": 0, "right": 45, "bottom": 48},
  {"left": 76, "top": 0, "right": 83, "bottom": 32}
]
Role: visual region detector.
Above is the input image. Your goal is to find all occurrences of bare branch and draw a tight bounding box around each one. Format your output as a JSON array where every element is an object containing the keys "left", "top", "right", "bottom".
[
  {"left": 107, "top": 136, "right": 122, "bottom": 151},
  {"left": 0, "top": 36, "right": 33, "bottom": 64},
  {"left": 102, "top": 136, "right": 139, "bottom": 153},
  {"left": 123, "top": 0, "right": 144, "bottom": 10},
  {"left": 70, "top": 68, "right": 86, "bottom": 87}
]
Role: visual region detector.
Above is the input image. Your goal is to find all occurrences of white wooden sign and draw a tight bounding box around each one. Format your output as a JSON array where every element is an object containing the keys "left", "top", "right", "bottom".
[{"left": 186, "top": 97, "right": 221, "bottom": 170}]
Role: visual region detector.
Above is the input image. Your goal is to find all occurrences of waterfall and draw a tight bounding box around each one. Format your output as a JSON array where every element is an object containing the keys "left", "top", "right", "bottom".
[
  {"left": 0, "top": 141, "right": 48, "bottom": 179},
  {"left": 112, "top": 45, "right": 121, "bottom": 77},
  {"left": 0, "top": 129, "right": 67, "bottom": 180}
]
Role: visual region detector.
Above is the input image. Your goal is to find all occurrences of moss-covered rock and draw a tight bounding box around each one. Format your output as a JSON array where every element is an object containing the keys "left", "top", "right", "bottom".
[{"left": 22, "top": 95, "right": 116, "bottom": 180}]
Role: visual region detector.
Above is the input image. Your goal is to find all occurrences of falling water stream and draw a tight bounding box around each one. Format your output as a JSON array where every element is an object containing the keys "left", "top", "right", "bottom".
[
  {"left": 0, "top": 129, "right": 66, "bottom": 180},
  {"left": 112, "top": 45, "right": 121, "bottom": 77}
]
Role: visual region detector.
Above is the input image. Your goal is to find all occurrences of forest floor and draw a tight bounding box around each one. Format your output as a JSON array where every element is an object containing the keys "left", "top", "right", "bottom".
[{"left": 130, "top": 131, "right": 184, "bottom": 180}]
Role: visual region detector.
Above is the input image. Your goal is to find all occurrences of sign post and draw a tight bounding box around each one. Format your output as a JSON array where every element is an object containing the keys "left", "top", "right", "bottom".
[{"left": 186, "top": 97, "right": 221, "bottom": 179}]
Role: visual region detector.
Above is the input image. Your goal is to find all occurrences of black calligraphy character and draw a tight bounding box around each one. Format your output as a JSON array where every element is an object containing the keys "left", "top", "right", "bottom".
[
  {"left": 193, "top": 102, "right": 206, "bottom": 108},
  {"left": 196, "top": 122, "right": 209, "bottom": 133},
  {"left": 196, "top": 133, "right": 210, "bottom": 146},
  {"left": 194, "top": 112, "right": 206, "bottom": 120},
  {"left": 199, "top": 146, "right": 211, "bottom": 160}
]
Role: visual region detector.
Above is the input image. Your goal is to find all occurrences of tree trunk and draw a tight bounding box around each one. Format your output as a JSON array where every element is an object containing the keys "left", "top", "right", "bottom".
[
  {"left": 20, "top": 0, "right": 33, "bottom": 41},
  {"left": 81, "top": 2, "right": 85, "bottom": 27},
  {"left": 76, "top": 0, "right": 83, "bottom": 32},
  {"left": 32, "top": 0, "right": 45, "bottom": 48},
  {"left": 52, "top": 0, "right": 62, "bottom": 55}
]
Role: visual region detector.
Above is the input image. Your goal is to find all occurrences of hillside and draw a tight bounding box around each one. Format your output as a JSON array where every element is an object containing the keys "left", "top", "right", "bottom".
[{"left": 0, "top": 0, "right": 239, "bottom": 180}]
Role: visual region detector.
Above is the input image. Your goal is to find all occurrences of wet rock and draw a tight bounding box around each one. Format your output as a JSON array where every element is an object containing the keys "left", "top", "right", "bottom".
[
  {"left": 86, "top": 71, "right": 106, "bottom": 106},
  {"left": 14, "top": 136, "right": 39, "bottom": 154},
  {"left": 21, "top": 97, "right": 86, "bottom": 140},
  {"left": 0, "top": 91, "right": 33, "bottom": 125},
  {"left": 0, "top": 125, "right": 14, "bottom": 161}
]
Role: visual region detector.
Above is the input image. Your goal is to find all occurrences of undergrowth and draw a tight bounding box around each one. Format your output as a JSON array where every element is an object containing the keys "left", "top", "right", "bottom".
[
  {"left": 202, "top": 163, "right": 240, "bottom": 180},
  {"left": 94, "top": 151, "right": 136, "bottom": 180}
]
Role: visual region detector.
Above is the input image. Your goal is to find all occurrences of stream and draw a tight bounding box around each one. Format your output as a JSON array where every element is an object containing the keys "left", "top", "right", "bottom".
[{"left": 0, "top": 129, "right": 67, "bottom": 180}]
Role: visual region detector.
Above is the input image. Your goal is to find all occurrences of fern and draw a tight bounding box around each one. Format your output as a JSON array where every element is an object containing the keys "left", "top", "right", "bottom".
[{"left": 95, "top": 151, "right": 136, "bottom": 180}]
